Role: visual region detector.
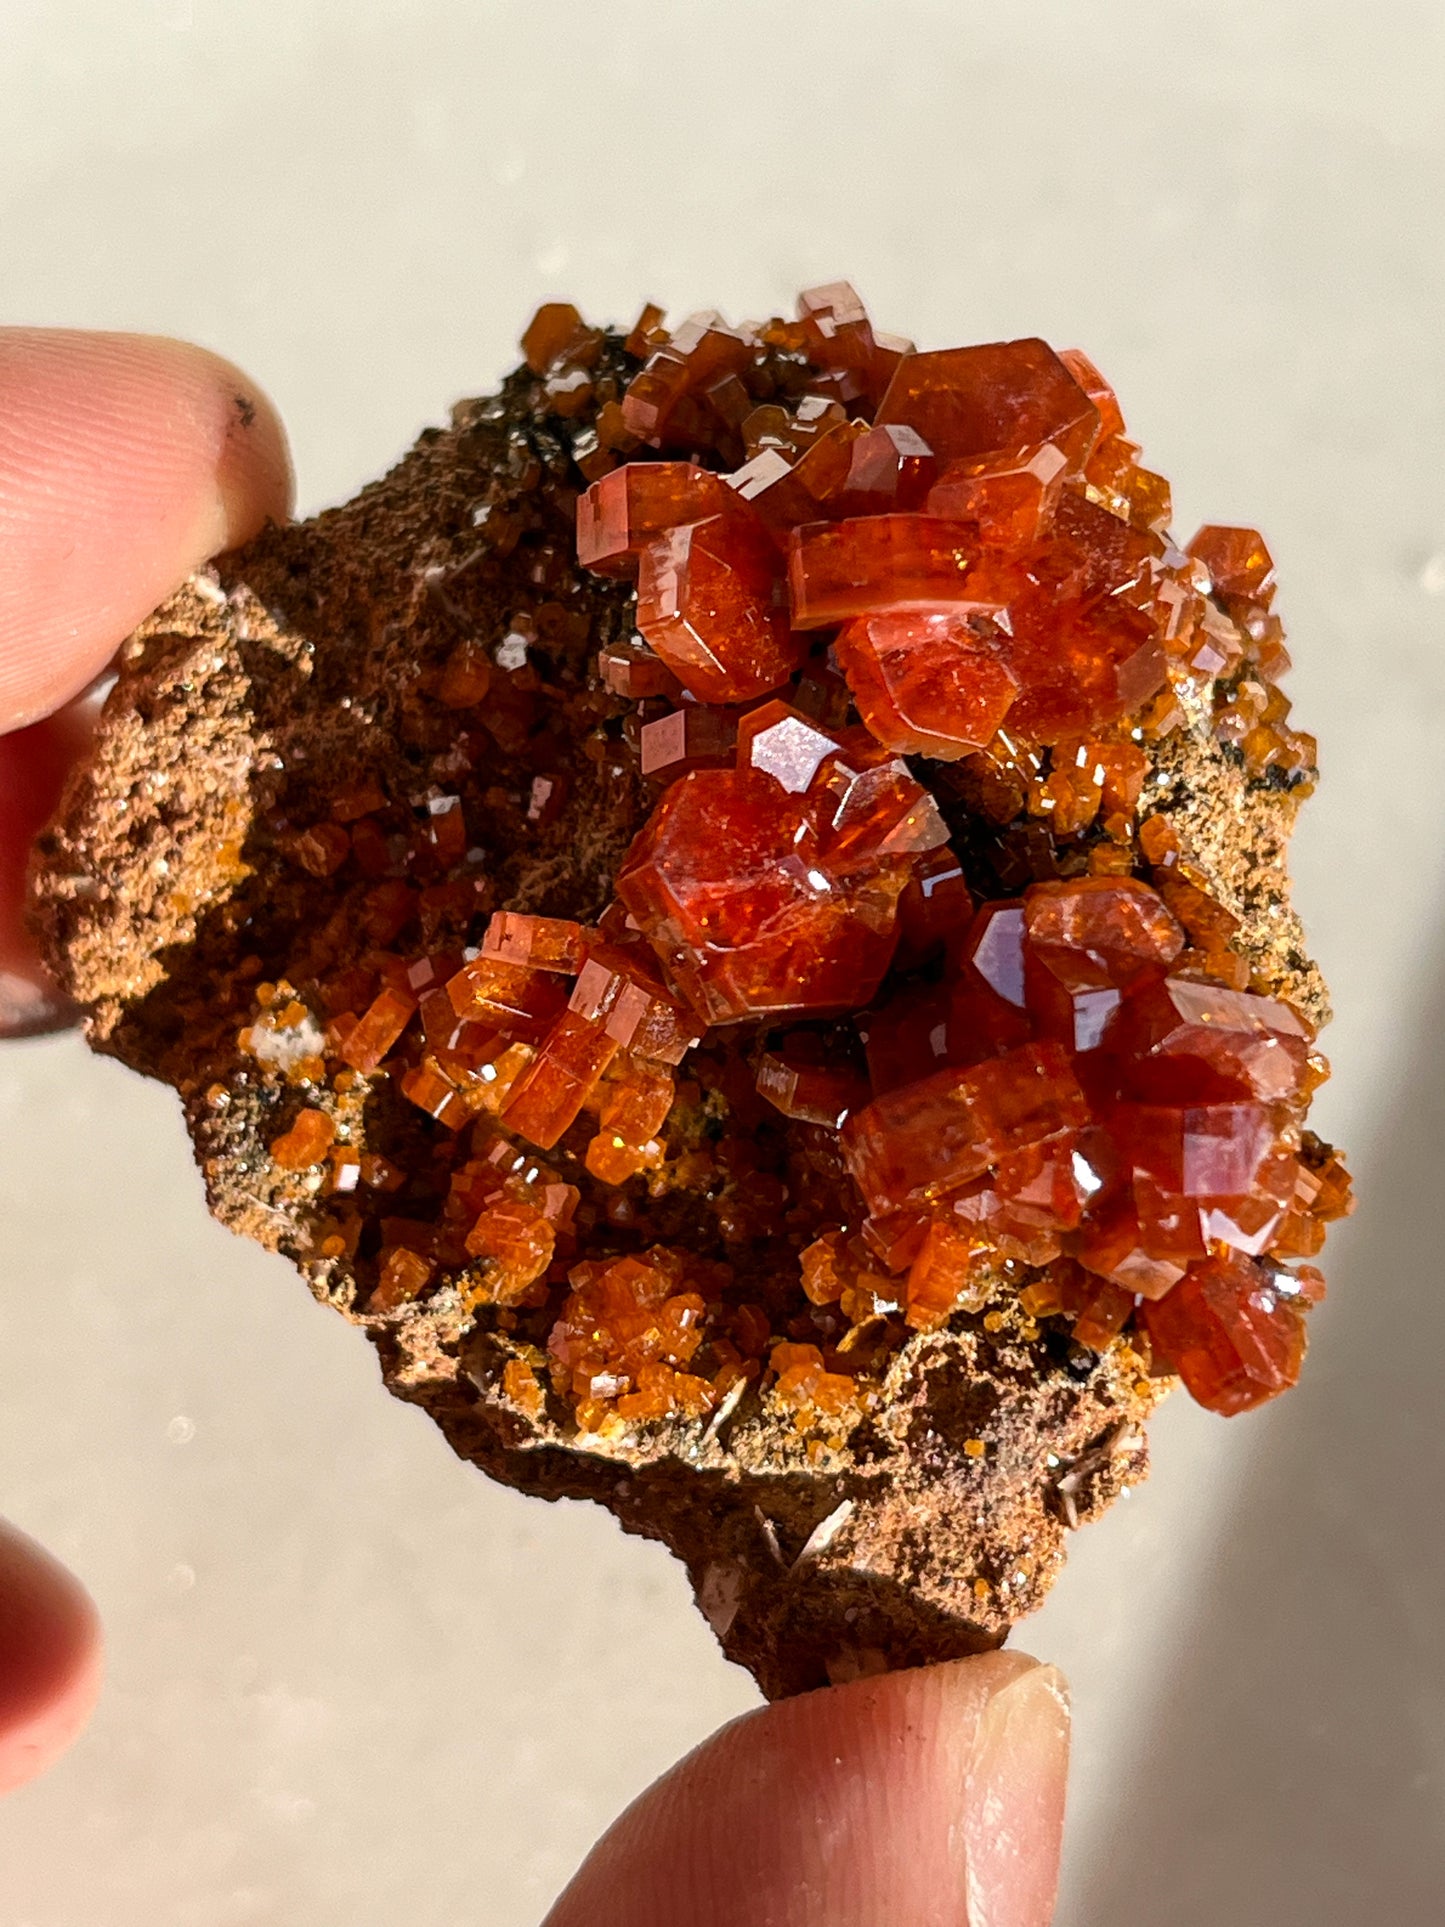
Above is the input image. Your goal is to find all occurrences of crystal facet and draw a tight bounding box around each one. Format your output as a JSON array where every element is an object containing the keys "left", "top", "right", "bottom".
[{"left": 637, "top": 513, "right": 802, "bottom": 702}]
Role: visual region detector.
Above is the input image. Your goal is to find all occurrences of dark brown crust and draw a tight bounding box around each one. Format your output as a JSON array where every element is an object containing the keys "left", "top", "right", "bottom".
[{"left": 29, "top": 351, "right": 1322, "bottom": 1697}]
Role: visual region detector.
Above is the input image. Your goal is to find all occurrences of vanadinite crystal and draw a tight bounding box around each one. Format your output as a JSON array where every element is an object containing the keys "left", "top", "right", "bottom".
[{"left": 250, "top": 283, "right": 1347, "bottom": 1438}]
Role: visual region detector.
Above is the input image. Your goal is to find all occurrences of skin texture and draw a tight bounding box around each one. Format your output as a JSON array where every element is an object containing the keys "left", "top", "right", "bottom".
[
  {"left": 545, "top": 1652, "right": 1069, "bottom": 1927},
  {"left": 0, "top": 330, "right": 1069, "bottom": 1922}
]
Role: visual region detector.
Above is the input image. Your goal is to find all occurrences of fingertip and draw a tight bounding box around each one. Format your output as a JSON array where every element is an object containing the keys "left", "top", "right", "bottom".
[
  {"left": 0, "top": 328, "right": 293, "bottom": 729},
  {"left": 963, "top": 1659, "right": 1071, "bottom": 1927},
  {"left": 545, "top": 1650, "right": 1070, "bottom": 1927},
  {"left": 195, "top": 340, "right": 295, "bottom": 551},
  {"left": 0, "top": 1518, "right": 103, "bottom": 1798}
]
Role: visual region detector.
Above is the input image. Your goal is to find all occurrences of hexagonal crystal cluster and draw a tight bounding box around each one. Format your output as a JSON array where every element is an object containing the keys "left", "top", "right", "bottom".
[{"left": 261, "top": 285, "right": 1346, "bottom": 1432}]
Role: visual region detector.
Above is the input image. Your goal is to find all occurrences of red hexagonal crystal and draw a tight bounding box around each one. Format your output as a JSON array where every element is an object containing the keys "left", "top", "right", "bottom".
[
  {"left": 1023, "top": 878, "right": 1185, "bottom": 992},
  {"left": 1000, "top": 586, "right": 1167, "bottom": 743},
  {"left": 842, "top": 1042, "right": 1088, "bottom": 1218},
  {"left": 926, "top": 443, "right": 1070, "bottom": 549},
  {"left": 810, "top": 735, "right": 949, "bottom": 871},
  {"left": 792, "top": 282, "right": 913, "bottom": 411},
  {"left": 615, "top": 772, "right": 862, "bottom": 1023},
  {"left": 1111, "top": 976, "right": 1311, "bottom": 1103},
  {"left": 833, "top": 611, "right": 1019, "bottom": 759},
  {"left": 1074, "top": 1198, "right": 1188, "bottom": 1300},
  {"left": 622, "top": 314, "right": 755, "bottom": 447},
  {"left": 875, "top": 338, "right": 1101, "bottom": 468},
  {"left": 830, "top": 423, "right": 938, "bottom": 516},
  {"left": 1048, "top": 490, "right": 1163, "bottom": 600},
  {"left": 1186, "top": 525, "right": 1277, "bottom": 609},
  {"left": 567, "top": 943, "right": 701, "bottom": 1066},
  {"left": 337, "top": 985, "right": 417, "bottom": 1073},
  {"left": 755, "top": 1048, "right": 869, "bottom": 1129},
  {"left": 1057, "top": 1263, "right": 1139, "bottom": 1351},
  {"left": 480, "top": 912, "right": 587, "bottom": 974},
  {"left": 520, "top": 302, "right": 595, "bottom": 376},
  {"left": 446, "top": 955, "right": 568, "bottom": 1040},
  {"left": 636, "top": 512, "right": 803, "bottom": 703},
  {"left": 616, "top": 743, "right": 945, "bottom": 1025},
  {"left": 725, "top": 446, "right": 834, "bottom": 537},
  {"left": 1140, "top": 1251, "right": 1307, "bottom": 1415},
  {"left": 501, "top": 1011, "right": 621, "bottom": 1149},
  {"left": 1057, "top": 347, "right": 1126, "bottom": 440},
  {"left": 597, "top": 639, "right": 681, "bottom": 701},
  {"left": 576, "top": 462, "right": 732, "bottom": 576},
  {"left": 788, "top": 515, "right": 1004, "bottom": 629},
  {"left": 639, "top": 704, "right": 737, "bottom": 780}
]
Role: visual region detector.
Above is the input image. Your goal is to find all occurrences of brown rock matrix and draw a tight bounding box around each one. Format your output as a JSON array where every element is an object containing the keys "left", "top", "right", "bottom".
[{"left": 30, "top": 288, "right": 1350, "bottom": 1697}]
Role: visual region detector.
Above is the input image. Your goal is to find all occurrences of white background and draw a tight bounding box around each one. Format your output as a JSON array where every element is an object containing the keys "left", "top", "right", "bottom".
[{"left": 2, "top": 3, "right": 1443, "bottom": 1921}]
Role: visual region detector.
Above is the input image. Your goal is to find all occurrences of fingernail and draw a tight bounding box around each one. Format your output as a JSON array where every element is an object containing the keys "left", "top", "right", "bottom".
[{"left": 963, "top": 1663, "right": 1071, "bottom": 1927}]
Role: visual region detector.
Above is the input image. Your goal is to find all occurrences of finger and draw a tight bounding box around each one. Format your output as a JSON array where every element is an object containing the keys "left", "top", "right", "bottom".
[
  {"left": 0, "top": 328, "right": 292, "bottom": 731},
  {"left": 0, "top": 698, "right": 92, "bottom": 1033},
  {"left": 0, "top": 330, "right": 291, "bottom": 1032},
  {"left": 0, "top": 1517, "right": 103, "bottom": 1797},
  {"left": 544, "top": 1650, "right": 1070, "bottom": 1927}
]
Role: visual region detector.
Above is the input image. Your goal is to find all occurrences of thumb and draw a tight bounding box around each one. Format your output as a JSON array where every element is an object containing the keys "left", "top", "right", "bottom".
[
  {"left": 0, "top": 327, "right": 292, "bottom": 1032},
  {"left": 0, "top": 327, "right": 292, "bottom": 730},
  {"left": 545, "top": 1650, "right": 1070, "bottom": 1927}
]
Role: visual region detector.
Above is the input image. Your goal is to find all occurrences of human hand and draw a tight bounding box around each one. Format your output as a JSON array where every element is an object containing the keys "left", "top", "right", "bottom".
[
  {"left": 0, "top": 329, "right": 1069, "bottom": 1923},
  {"left": 0, "top": 324, "right": 292, "bottom": 1794}
]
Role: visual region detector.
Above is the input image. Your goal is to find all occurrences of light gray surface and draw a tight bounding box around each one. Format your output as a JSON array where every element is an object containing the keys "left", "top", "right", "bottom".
[{"left": 1, "top": 3, "right": 1442, "bottom": 1921}]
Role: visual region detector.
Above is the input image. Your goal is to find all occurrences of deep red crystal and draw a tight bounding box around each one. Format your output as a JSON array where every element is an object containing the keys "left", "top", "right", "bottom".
[
  {"left": 788, "top": 515, "right": 1000, "bottom": 629},
  {"left": 1140, "top": 1251, "right": 1307, "bottom": 1415},
  {"left": 875, "top": 338, "right": 1101, "bottom": 468},
  {"left": 577, "top": 462, "right": 732, "bottom": 576},
  {"left": 636, "top": 512, "right": 802, "bottom": 703},
  {"left": 834, "top": 611, "right": 1019, "bottom": 759},
  {"left": 615, "top": 759, "right": 936, "bottom": 1025}
]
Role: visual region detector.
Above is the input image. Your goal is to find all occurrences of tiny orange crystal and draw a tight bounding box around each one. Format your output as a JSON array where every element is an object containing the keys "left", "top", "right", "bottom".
[{"left": 270, "top": 1107, "right": 336, "bottom": 1170}]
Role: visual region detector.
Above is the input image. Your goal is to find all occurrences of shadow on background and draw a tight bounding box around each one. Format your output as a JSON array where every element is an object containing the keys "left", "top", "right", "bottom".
[{"left": 1071, "top": 932, "right": 1445, "bottom": 1925}]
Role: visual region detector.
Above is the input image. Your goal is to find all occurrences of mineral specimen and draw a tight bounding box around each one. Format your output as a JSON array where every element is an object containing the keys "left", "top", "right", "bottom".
[{"left": 31, "top": 285, "right": 1348, "bottom": 1697}]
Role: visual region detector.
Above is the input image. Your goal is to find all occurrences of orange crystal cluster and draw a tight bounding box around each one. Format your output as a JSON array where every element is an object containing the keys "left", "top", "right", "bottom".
[
  {"left": 269, "top": 285, "right": 1347, "bottom": 1434},
  {"left": 616, "top": 707, "right": 949, "bottom": 1022},
  {"left": 840, "top": 878, "right": 1349, "bottom": 1413},
  {"left": 577, "top": 312, "right": 1220, "bottom": 757},
  {"left": 547, "top": 1247, "right": 729, "bottom": 1429}
]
